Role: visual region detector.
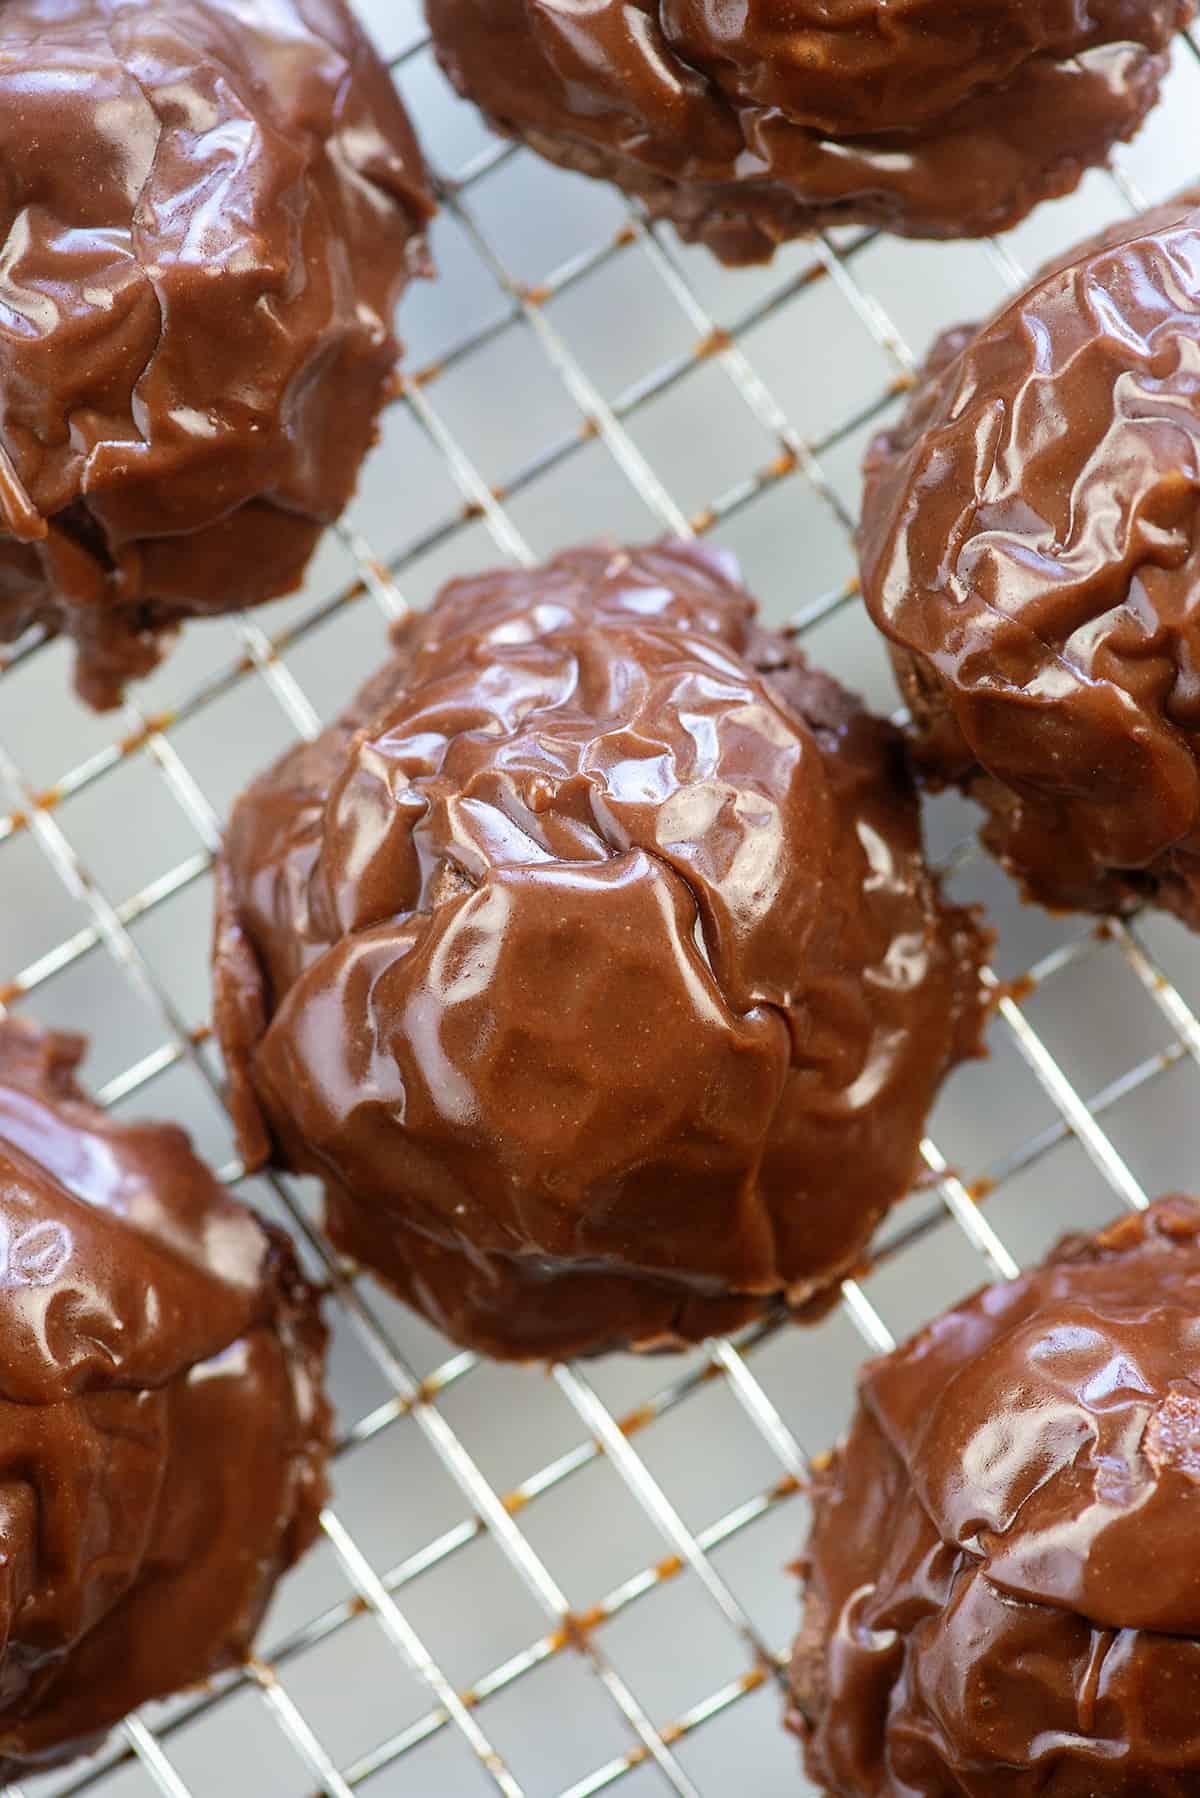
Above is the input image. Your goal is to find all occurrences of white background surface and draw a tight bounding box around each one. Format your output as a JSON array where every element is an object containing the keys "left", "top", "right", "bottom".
[{"left": 4, "top": 8, "right": 1200, "bottom": 1795}]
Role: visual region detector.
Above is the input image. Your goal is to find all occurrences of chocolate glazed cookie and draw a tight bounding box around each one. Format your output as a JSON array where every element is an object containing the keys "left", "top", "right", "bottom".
[
  {"left": 0, "top": 0, "right": 434, "bottom": 708},
  {"left": 426, "top": 0, "right": 1189, "bottom": 263},
  {"left": 861, "top": 190, "right": 1200, "bottom": 927},
  {"left": 213, "top": 540, "right": 987, "bottom": 1361},
  {"left": 791, "top": 1197, "right": 1200, "bottom": 1797},
  {"left": 0, "top": 1018, "right": 330, "bottom": 1780}
]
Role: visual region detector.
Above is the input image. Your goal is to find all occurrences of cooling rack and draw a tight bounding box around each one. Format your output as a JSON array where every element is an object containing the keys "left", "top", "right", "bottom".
[{"left": 4, "top": 9, "right": 1200, "bottom": 1794}]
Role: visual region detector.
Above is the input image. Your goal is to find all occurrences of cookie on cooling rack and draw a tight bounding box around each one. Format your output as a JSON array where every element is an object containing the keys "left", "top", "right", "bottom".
[
  {"left": 790, "top": 1195, "right": 1200, "bottom": 1795},
  {"left": 425, "top": 0, "right": 1189, "bottom": 263},
  {"left": 860, "top": 188, "right": 1200, "bottom": 927},
  {"left": 0, "top": 0, "right": 434, "bottom": 711},
  {"left": 212, "top": 538, "right": 988, "bottom": 1361},
  {"left": 0, "top": 1016, "right": 330, "bottom": 1779}
]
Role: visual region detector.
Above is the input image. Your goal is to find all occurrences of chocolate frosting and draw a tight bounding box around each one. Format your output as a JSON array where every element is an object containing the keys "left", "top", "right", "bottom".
[
  {"left": 0, "top": 0, "right": 433, "bottom": 709},
  {"left": 212, "top": 540, "right": 986, "bottom": 1360},
  {"left": 861, "top": 190, "right": 1200, "bottom": 927},
  {"left": 790, "top": 1196, "right": 1200, "bottom": 1797},
  {"left": 426, "top": 0, "right": 1188, "bottom": 263},
  {"left": 0, "top": 1017, "right": 329, "bottom": 1778}
]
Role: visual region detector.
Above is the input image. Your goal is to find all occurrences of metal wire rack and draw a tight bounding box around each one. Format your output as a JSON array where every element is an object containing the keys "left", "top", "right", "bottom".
[{"left": 4, "top": 11, "right": 1200, "bottom": 1794}]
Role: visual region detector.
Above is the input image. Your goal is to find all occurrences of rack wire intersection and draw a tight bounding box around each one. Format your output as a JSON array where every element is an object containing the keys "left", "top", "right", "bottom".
[{"left": 4, "top": 13, "right": 1200, "bottom": 1794}]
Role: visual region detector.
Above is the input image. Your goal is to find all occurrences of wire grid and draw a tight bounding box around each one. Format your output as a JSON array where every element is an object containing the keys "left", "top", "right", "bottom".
[{"left": 3, "top": 12, "right": 1200, "bottom": 1794}]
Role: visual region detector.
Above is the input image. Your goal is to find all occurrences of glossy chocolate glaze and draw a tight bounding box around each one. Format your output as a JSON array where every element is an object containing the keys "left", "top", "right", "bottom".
[
  {"left": 212, "top": 540, "right": 987, "bottom": 1360},
  {"left": 0, "top": 0, "right": 433, "bottom": 709},
  {"left": 790, "top": 1196, "right": 1200, "bottom": 1796},
  {"left": 0, "top": 1018, "right": 329, "bottom": 1778},
  {"left": 425, "top": 0, "right": 1188, "bottom": 263},
  {"left": 861, "top": 191, "right": 1200, "bottom": 927}
]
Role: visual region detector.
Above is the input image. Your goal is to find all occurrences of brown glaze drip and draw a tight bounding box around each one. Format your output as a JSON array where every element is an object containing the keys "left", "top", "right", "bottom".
[
  {"left": 0, "top": 0, "right": 433, "bottom": 709},
  {"left": 425, "top": 0, "right": 1188, "bottom": 264},
  {"left": 212, "top": 540, "right": 987, "bottom": 1361},
  {"left": 790, "top": 1196, "right": 1200, "bottom": 1796},
  {"left": 861, "top": 190, "right": 1200, "bottom": 928},
  {"left": 0, "top": 1017, "right": 329, "bottom": 1779}
]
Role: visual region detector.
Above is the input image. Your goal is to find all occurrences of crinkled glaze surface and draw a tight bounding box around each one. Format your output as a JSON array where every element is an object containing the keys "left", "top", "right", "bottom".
[
  {"left": 861, "top": 190, "right": 1200, "bottom": 927},
  {"left": 0, "top": 0, "right": 433, "bottom": 709},
  {"left": 0, "top": 1018, "right": 329, "bottom": 1778},
  {"left": 790, "top": 1196, "right": 1200, "bottom": 1797},
  {"left": 212, "top": 540, "right": 986, "bottom": 1360},
  {"left": 425, "top": 0, "right": 1188, "bottom": 263}
]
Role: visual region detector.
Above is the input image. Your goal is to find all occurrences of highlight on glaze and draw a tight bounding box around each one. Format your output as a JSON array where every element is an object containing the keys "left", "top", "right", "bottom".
[
  {"left": 791, "top": 1196, "right": 1200, "bottom": 1796},
  {"left": 427, "top": 0, "right": 1191, "bottom": 262},
  {"left": 213, "top": 539, "right": 987, "bottom": 1360},
  {"left": 861, "top": 189, "right": 1200, "bottom": 928},
  {"left": 0, "top": 0, "right": 434, "bottom": 708},
  {"left": 0, "top": 1017, "right": 330, "bottom": 1779}
]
